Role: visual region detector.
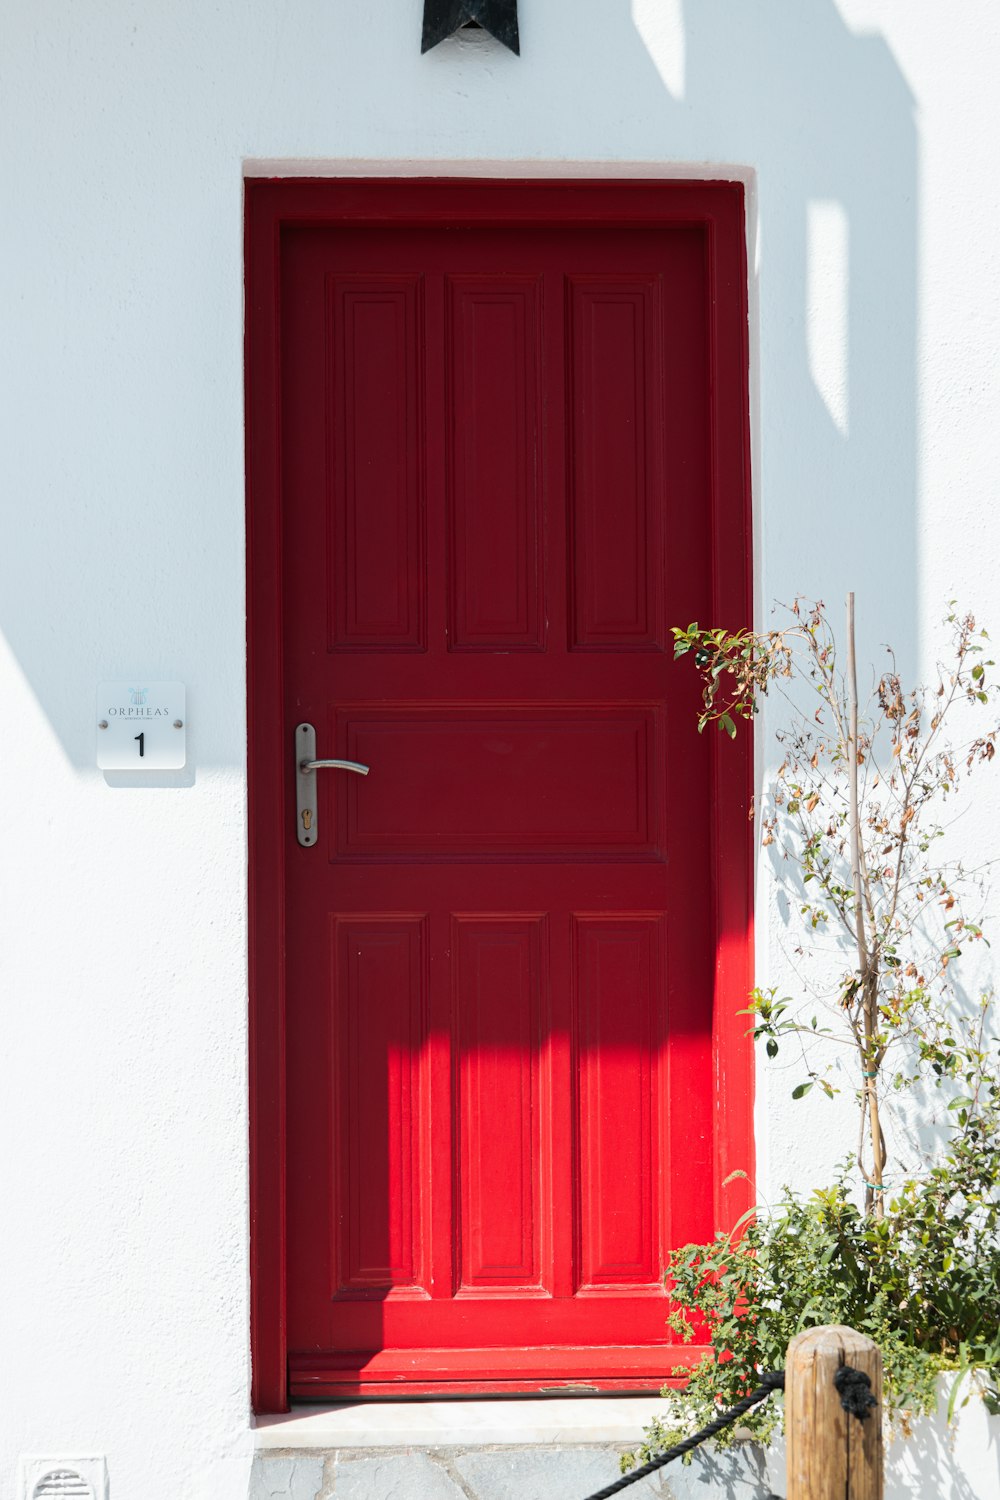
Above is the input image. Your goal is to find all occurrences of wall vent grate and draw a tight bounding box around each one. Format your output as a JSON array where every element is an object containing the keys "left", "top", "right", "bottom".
[
  {"left": 20, "top": 1454, "right": 105, "bottom": 1500},
  {"left": 33, "top": 1472, "right": 94, "bottom": 1498}
]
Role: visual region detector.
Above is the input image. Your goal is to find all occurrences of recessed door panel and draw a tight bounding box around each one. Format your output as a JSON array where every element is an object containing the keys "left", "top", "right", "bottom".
[
  {"left": 327, "top": 275, "right": 425, "bottom": 651},
  {"left": 328, "top": 705, "right": 663, "bottom": 858},
  {"left": 446, "top": 277, "right": 543, "bottom": 651},
  {"left": 568, "top": 275, "right": 667, "bottom": 651},
  {"left": 455, "top": 915, "right": 545, "bottom": 1291}
]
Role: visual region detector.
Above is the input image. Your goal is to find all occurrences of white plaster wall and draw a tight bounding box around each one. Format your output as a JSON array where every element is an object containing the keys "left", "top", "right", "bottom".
[{"left": 2, "top": 3, "right": 1000, "bottom": 1496}]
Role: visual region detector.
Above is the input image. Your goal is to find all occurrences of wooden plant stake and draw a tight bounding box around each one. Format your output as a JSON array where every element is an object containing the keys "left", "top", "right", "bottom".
[{"left": 785, "top": 1325, "right": 883, "bottom": 1500}]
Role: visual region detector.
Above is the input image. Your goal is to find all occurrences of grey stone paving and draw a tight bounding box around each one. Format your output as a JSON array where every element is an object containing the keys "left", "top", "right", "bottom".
[
  {"left": 659, "top": 1444, "right": 774, "bottom": 1499},
  {"left": 331, "top": 1451, "right": 467, "bottom": 1499},
  {"left": 249, "top": 1455, "right": 326, "bottom": 1500},
  {"left": 452, "top": 1446, "right": 668, "bottom": 1499},
  {"left": 249, "top": 1441, "right": 775, "bottom": 1500}
]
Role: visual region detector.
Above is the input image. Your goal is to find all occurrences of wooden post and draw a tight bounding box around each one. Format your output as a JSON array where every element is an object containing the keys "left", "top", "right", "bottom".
[{"left": 785, "top": 1325, "right": 883, "bottom": 1500}]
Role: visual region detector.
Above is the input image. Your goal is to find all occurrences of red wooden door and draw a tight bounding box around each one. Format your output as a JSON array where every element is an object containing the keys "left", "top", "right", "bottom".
[{"left": 248, "top": 181, "right": 752, "bottom": 1406}]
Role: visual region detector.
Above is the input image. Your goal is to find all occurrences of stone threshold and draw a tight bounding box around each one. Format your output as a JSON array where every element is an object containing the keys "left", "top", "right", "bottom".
[{"left": 254, "top": 1396, "right": 670, "bottom": 1450}]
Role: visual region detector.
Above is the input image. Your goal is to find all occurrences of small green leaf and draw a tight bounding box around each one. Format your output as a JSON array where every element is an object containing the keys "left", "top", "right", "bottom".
[{"left": 792, "top": 1081, "right": 814, "bottom": 1100}]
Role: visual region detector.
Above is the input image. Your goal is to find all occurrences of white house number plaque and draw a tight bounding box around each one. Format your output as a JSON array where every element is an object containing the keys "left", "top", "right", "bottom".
[{"left": 97, "top": 682, "right": 187, "bottom": 769}]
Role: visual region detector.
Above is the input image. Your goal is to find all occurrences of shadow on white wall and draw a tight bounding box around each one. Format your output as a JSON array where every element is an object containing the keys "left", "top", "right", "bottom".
[{"left": 0, "top": 0, "right": 918, "bottom": 769}]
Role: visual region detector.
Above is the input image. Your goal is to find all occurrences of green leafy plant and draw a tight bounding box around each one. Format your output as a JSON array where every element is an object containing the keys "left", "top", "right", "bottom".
[
  {"left": 674, "top": 598, "right": 997, "bottom": 1211},
  {"left": 624, "top": 1072, "right": 1000, "bottom": 1464},
  {"left": 624, "top": 600, "right": 1000, "bottom": 1468}
]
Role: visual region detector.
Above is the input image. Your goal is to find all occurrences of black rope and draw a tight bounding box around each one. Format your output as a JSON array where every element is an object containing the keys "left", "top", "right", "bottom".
[
  {"left": 834, "top": 1363, "right": 877, "bottom": 1420},
  {"left": 578, "top": 1370, "right": 786, "bottom": 1500}
]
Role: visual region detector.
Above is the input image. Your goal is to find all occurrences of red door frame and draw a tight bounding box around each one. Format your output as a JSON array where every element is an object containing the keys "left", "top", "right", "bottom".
[{"left": 245, "top": 177, "right": 754, "bottom": 1414}]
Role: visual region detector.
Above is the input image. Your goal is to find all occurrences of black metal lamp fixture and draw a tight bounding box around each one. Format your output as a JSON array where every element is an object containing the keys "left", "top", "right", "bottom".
[{"left": 422, "top": 0, "right": 519, "bottom": 54}]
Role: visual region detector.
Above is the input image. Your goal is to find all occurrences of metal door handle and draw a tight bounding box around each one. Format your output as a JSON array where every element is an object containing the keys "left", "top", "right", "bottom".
[
  {"left": 300, "top": 758, "right": 370, "bottom": 776},
  {"left": 295, "top": 723, "right": 368, "bottom": 848}
]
